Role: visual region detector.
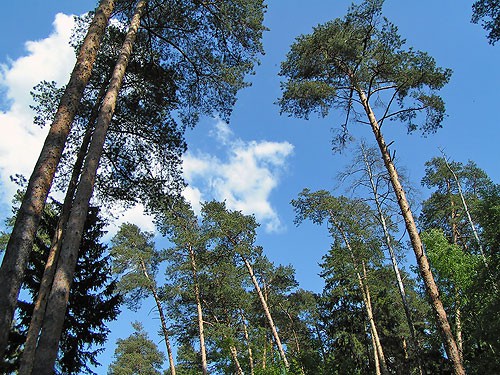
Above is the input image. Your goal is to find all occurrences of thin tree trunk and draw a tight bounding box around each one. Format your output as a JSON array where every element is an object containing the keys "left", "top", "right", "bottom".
[
  {"left": 329, "top": 212, "right": 389, "bottom": 375},
  {"left": 31, "top": 2, "right": 147, "bottom": 372},
  {"left": 242, "top": 256, "right": 290, "bottom": 369},
  {"left": 371, "top": 330, "right": 382, "bottom": 375},
  {"left": 17, "top": 77, "right": 109, "bottom": 375},
  {"left": 455, "top": 294, "right": 463, "bottom": 361},
  {"left": 357, "top": 87, "right": 465, "bottom": 375},
  {"left": 189, "top": 244, "right": 208, "bottom": 375},
  {"left": 230, "top": 345, "right": 244, "bottom": 375},
  {"left": 140, "top": 260, "right": 176, "bottom": 375},
  {"left": 0, "top": 0, "right": 115, "bottom": 356},
  {"left": 241, "top": 313, "right": 255, "bottom": 375},
  {"left": 360, "top": 143, "right": 424, "bottom": 375}
]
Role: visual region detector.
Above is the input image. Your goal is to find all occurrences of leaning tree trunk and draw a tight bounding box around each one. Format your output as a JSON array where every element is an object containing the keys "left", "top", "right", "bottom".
[
  {"left": 230, "top": 345, "right": 244, "bottom": 375},
  {"left": 330, "top": 211, "right": 389, "bottom": 375},
  {"left": 31, "top": 2, "right": 147, "bottom": 372},
  {"left": 361, "top": 144, "right": 424, "bottom": 375},
  {"left": 189, "top": 244, "right": 208, "bottom": 375},
  {"left": 140, "top": 260, "right": 176, "bottom": 375},
  {"left": 241, "top": 313, "right": 255, "bottom": 375},
  {"left": 357, "top": 87, "right": 465, "bottom": 375},
  {"left": 18, "top": 76, "right": 109, "bottom": 375},
  {"left": 241, "top": 256, "right": 290, "bottom": 369},
  {"left": 0, "top": 0, "right": 115, "bottom": 357}
]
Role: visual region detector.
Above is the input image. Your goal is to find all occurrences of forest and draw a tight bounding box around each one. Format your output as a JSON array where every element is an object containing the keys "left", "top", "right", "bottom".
[{"left": 0, "top": 0, "right": 499, "bottom": 374}]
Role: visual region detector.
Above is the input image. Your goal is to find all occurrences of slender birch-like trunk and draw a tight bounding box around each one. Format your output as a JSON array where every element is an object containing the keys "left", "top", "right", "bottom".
[
  {"left": 188, "top": 244, "right": 208, "bottom": 375},
  {"left": 0, "top": 0, "right": 115, "bottom": 356},
  {"left": 230, "top": 345, "right": 244, "bottom": 375},
  {"left": 241, "top": 313, "right": 255, "bottom": 375},
  {"left": 360, "top": 144, "right": 424, "bottom": 375},
  {"left": 31, "top": 3, "right": 147, "bottom": 372},
  {"left": 17, "top": 78, "right": 109, "bottom": 375},
  {"left": 241, "top": 256, "right": 290, "bottom": 368},
  {"left": 140, "top": 260, "right": 176, "bottom": 375},
  {"left": 356, "top": 87, "right": 465, "bottom": 375},
  {"left": 329, "top": 211, "right": 389, "bottom": 374}
]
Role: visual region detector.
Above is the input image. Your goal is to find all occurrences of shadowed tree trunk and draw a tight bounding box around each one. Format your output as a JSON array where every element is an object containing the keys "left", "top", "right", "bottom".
[
  {"left": 18, "top": 76, "right": 109, "bottom": 375},
  {"left": 0, "top": 0, "right": 115, "bottom": 357},
  {"left": 31, "top": 2, "right": 147, "bottom": 372}
]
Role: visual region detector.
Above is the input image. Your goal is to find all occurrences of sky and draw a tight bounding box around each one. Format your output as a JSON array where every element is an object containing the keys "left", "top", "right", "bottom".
[{"left": 1, "top": 0, "right": 499, "bottom": 372}]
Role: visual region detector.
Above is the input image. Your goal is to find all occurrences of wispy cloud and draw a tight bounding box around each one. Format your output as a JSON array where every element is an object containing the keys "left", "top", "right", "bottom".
[{"left": 183, "top": 120, "right": 294, "bottom": 232}]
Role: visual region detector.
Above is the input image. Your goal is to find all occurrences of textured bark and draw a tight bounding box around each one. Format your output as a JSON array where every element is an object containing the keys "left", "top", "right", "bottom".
[
  {"left": 0, "top": 0, "right": 115, "bottom": 357},
  {"left": 31, "top": 2, "right": 146, "bottom": 372},
  {"left": 357, "top": 87, "right": 465, "bottom": 375},
  {"left": 18, "top": 76, "right": 109, "bottom": 375},
  {"left": 189, "top": 244, "right": 208, "bottom": 375},
  {"left": 361, "top": 145, "right": 424, "bottom": 375},
  {"left": 140, "top": 260, "right": 176, "bottom": 375},
  {"left": 242, "top": 257, "right": 290, "bottom": 368}
]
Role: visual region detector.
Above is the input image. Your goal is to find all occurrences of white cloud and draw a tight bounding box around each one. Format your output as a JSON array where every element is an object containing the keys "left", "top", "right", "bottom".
[
  {"left": 0, "top": 14, "right": 293, "bottom": 236},
  {"left": 183, "top": 120, "right": 294, "bottom": 232},
  {"left": 0, "top": 13, "right": 76, "bottom": 204}
]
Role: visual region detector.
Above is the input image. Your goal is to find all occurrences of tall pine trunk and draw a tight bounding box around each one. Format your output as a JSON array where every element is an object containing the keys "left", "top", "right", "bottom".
[
  {"left": 357, "top": 87, "right": 465, "bottom": 375},
  {"left": 0, "top": 0, "right": 115, "bottom": 356},
  {"left": 17, "top": 78, "right": 108, "bottom": 375},
  {"left": 31, "top": 2, "right": 147, "bottom": 372}
]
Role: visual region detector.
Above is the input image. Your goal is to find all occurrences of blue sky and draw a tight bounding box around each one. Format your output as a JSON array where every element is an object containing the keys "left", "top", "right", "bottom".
[{"left": 1, "top": 0, "right": 499, "bottom": 372}]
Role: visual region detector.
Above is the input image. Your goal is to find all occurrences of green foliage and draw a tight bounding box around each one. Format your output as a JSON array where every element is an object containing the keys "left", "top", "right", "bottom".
[
  {"left": 110, "top": 223, "right": 160, "bottom": 310},
  {"left": 108, "top": 322, "right": 165, "bottom": 375},
  {"left": 421, "top": 229, "right": 478, "bottom": 298},
  {"left": 278, "top": 0, "right": 451, "bottom": 140},
  {"left": 472, "top": 0, "right": 500, "bottom": 44}
]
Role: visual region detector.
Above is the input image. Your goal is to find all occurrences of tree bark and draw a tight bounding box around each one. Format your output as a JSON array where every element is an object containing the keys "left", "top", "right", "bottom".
[
  {"left": 329, "top": 211, "right": 389, "bottom": 375},
  {"left": 140, "top": 260, "right": 176, "bottom": 375},
  {"left": 0, "top": 0, "right": 115, "bottom": 357},
  {"left": 17, "top": 77, "right": 108, "bottom": 375},
  {"left": 242, "top": 256, "right": 290, "bottom": 369},
  {"left": 357, "top": 87, "right": 465, "bottom": 375},
  {"left": 360, "top": 144, "right": 424, "bottom": 375},
  {"left": 31, "top": 2, "right": 146, "bottom": 372},
  {"left": 189, "top": 244, "right": 208, "bottom": 375}
]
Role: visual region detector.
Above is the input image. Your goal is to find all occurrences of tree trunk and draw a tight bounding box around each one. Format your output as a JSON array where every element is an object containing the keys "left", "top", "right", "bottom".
[
  {"left": 329, "top": 212, "right": 389, "bottom": 374},
  {"left": 31, "top": 2, "right": 146, "bottom": 372},
  {"left": 17, "top": 78, "right": 109, "bottom": 375},
  {"left": 230, "top": 345, "right": 244, "bottom": 375},
  {"left": 140, "top": 260, "right": 176, "bottom": 375},
  {"left": 0, "top": 0, "right": 115, "bottom": 357},
  {"left": 371, "top": 331, "right": 382, "bottom": 375},
  {"left": 189, "top": 244, "right": 208, "bottom": 375},
  {"left": 357, "top": 88, "right": 465, "bottom": 375},
  {"left": 360, "top": 144, "right": 424, "bottom": 375},
  {"left": 241, "top": 313, "right": 255, "bottom": 375},
  {"left": 361, "top": 261, "right": 388, "bottom": 375},
  {"left": 242, "top": 256, "right": 290, "bottom": 369}
]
